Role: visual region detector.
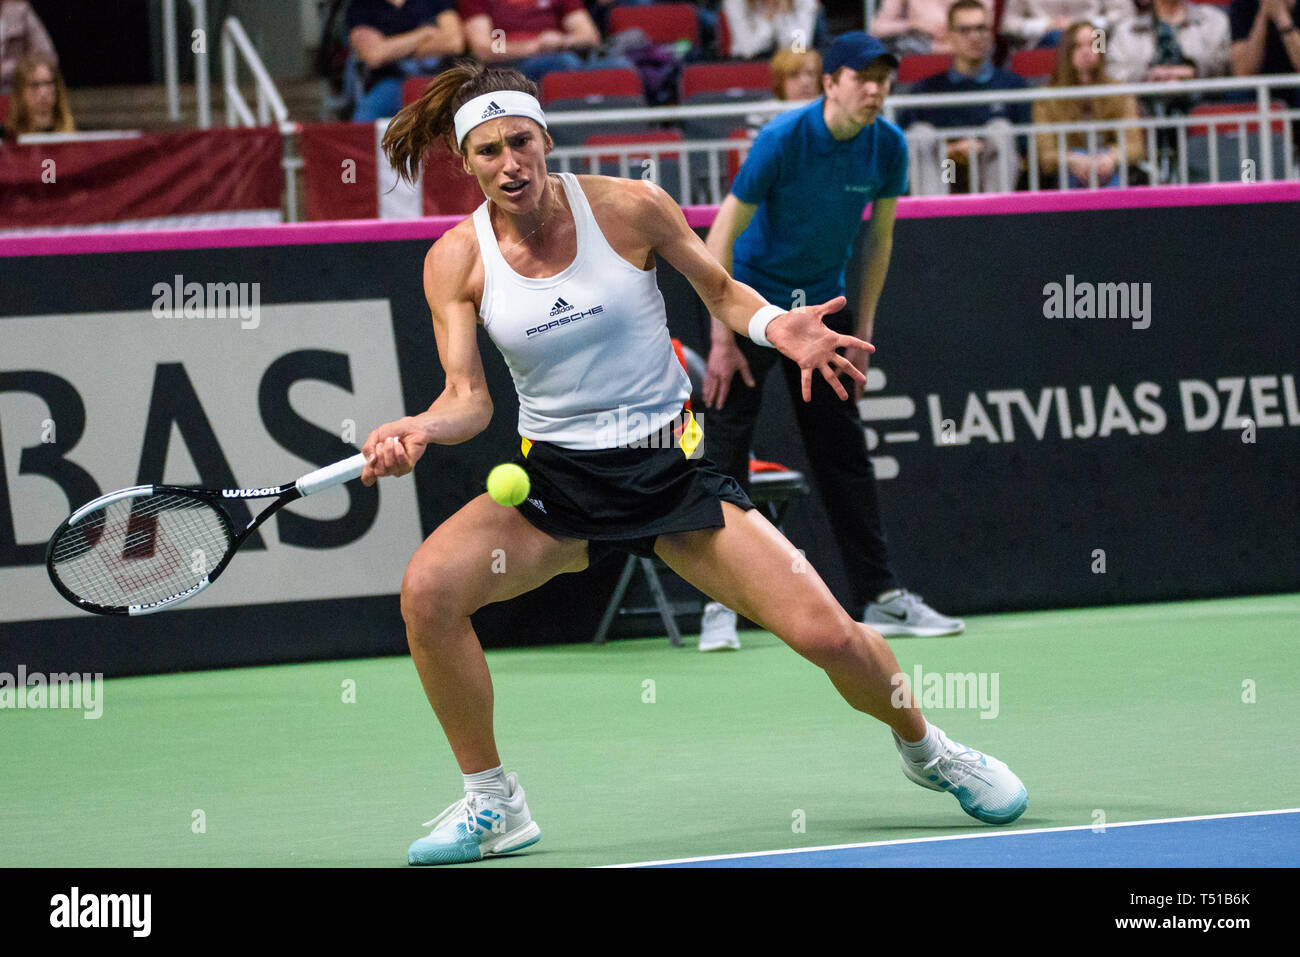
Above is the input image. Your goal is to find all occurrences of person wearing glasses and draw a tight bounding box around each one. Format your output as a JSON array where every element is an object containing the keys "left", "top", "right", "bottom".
[
  {"left": 898, "top": 0, "right": 1031, "bottom": 193},
  {"left": 872, "top": 0, "right": 994, "bottom": 55}
]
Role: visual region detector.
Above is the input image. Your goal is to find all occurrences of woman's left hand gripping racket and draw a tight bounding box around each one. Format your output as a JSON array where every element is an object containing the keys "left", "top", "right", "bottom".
[{"left": 45, "top": 453, "right": 370, "bottom": 616}]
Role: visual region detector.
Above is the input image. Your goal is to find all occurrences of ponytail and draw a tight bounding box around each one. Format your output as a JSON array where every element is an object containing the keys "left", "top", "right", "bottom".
[{"left": 382, "top": 60, "right": 543, "bottom": 184}]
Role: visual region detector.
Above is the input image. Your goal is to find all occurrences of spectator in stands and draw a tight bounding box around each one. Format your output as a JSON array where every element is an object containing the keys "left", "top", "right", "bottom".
[
  {"left": 1107, "top": 0, "right": 1231, "bottom": 82},
  {"left": 1034, "top": 20, "right": 1145, "bottom": 185},
  {"left": 461, "top": 0, "right": 631, "bottom": 85},
  {"left": 898, "top": 0, "right": 1031, "bottom": 193},
  {"left": 0, "top": 0, "right": 55, "bottom": 96},
  {"left": 1000, "top": 0, "right": 1132, "bottom": 50},
  {"left": 771, "top": 46, "right": 822, "bottom": 99},
  {"left": 348, "top": 0, "right": 465, "bottom": 122},
  {"left": 871, "top": 0, "right": 994, "bottom": 54},
  {"left": 6, "top": 54, "right": 74, "bottom": 137},
  {"left": 735, "top": 48, "right": 821, "bottom": 138},
  {"left": 1229, "top": 0, "right": 1300, "bottom": 108},
  {"left": 722, "top": 0, "right": 823, "bottom": 59}
]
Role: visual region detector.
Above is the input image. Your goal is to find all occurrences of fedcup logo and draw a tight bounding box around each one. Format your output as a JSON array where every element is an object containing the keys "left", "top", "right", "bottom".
[{"left": 151, "top": 274, "right": 261, "bottom": 329}]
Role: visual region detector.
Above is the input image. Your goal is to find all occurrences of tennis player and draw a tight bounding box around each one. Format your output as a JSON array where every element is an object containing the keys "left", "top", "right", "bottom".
[{"left": 362, "top": 61, "right": 1027, "bottom": 865}]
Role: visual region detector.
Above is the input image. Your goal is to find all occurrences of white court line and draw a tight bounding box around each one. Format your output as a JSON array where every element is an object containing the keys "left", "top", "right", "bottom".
[
  {"left": 972, "top": 601, "right": 1300, "bottom": 631},
  {"left": 604, "top": 807, "right": 1300, "bottom": 868}
]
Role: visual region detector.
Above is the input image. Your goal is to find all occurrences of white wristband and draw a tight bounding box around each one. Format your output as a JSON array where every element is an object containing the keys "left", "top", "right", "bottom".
[{"left": 748, "top": 304, "right": 785, "bottom": 348}]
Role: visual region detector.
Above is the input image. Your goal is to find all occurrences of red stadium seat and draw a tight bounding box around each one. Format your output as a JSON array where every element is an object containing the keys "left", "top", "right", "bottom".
[
  {"left": 541, "top": 68, "right": 649, "bottom": 146},
  {"left": 0, "top": 95, "right": 9, "bottom": 125},
  {"left": 681, "top": 61, "right": 770, "bottom": 100},
  {"left": 896, "top": 54, "right": 952, "bottom": 84},
  {"left": 718, "top": 8, "right": 733, "bottom": 57},
  {"left": 1010, "top": 47, "right": 1058, "bottom": 80},
  {"left": 541, "top": 67, "right": 643, "bottom": 105},
  {"left": 1188, "top": 102, "right": 1287, "bottom": 136},
  {"left": 609, "top": 3, "right": 698, "bottom": 46}
]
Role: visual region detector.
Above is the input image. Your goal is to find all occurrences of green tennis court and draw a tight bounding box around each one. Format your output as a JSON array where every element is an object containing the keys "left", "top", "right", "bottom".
[{"left": 4, "top": 592, "right": 1297, "bottom": 867}]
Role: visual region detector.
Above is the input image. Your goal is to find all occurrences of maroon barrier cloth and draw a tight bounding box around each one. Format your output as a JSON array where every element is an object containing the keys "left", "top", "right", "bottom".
[
  {"left": 299, "top": 121, "right": 376, "bottom": 222},
  {"left": 0, "top": 126, "right": 283, "bottom": 228},
  {"left": 300, "top": 121, "right": 483, "bottom": 220}
]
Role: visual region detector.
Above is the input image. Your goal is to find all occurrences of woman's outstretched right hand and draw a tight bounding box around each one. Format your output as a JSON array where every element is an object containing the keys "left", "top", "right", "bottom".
[{"left": 362, "top": 418, "right": 430, "bottom": 485}]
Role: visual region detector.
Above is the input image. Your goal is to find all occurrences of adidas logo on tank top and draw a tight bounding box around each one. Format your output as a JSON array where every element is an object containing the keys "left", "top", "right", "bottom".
[{"left": 473, "top": 172, "right": 690, "bottom": 450}]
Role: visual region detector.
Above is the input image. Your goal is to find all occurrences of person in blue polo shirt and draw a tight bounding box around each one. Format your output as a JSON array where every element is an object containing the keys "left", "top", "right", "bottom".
[{"left": 698, "top": 30, "right": 965, "bottom": 651}]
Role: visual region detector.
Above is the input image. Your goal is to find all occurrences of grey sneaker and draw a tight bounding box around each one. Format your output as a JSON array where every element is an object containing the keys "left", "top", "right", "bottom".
[
  {"left": 863, "top": 589, "right": 964, "bottom": 637},
  {"left": 698, "top": 601, "right": 740, "bottom": 651}
]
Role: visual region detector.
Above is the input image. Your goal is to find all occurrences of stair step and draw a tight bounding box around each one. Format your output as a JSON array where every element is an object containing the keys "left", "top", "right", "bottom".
[{"left": 65, "top": 80, "right": 327, "bottom": 132}]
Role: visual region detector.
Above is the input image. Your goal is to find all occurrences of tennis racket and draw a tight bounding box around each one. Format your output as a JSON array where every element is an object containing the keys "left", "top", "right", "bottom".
[{"left": 45, "top": 453, "right": 369, "bottom": 616}]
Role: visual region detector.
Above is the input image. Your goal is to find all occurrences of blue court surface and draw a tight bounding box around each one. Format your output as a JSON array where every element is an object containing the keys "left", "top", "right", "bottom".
[{"left": 620, "top": 810, "right": 1300, "bottom": 868}]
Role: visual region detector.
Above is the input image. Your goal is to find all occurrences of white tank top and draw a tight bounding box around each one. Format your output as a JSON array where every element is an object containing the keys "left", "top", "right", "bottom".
[{"left": 474, "top": 172, "right": 690, "bottom": 450}]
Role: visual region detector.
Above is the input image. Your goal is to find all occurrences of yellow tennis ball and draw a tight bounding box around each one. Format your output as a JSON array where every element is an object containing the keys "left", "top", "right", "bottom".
[{"left": 486, "top": 463, "right": 530, "bottom": 506}]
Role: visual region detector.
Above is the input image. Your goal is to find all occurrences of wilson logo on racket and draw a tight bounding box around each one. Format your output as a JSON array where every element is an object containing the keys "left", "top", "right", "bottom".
[{"left": 222, "top": 487, "right": 279, "bottom": 498}]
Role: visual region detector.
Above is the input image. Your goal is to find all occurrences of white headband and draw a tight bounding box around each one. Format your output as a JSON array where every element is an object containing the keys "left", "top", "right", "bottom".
[{"left": 453, "top": 91, "right": 548, "bottom": 148}]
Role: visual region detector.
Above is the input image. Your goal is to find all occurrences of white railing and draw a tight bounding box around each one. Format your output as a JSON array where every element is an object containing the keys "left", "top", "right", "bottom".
[
  {"left": 219, "top": 17, "right": 300, "bottom": 223},
  {"left": 884, "top": 73, "right": 1300, "bottom": 191},
  {"left": 162, "top": 0, "right": 210, "bottom": 128},
  {"left": 220, "top": 16, "right": 290, "bottom": 129},
  {"left": 550, "top": 137, "right": 756, "bottom": 206},
  {"left": 532, "top": 73, "right": 1299, "bottom": 204}
]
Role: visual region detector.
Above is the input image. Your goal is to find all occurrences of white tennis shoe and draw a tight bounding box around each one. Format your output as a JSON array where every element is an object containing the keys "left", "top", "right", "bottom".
[
  {"left": 894, "top": 726, "right": 1028, "bottom": 825},
  {"left": 407, "top": 772, "right": 540, "bottom": 865},
  {"left": 698, "top": 601, "right": 741, "bottom": 651}
]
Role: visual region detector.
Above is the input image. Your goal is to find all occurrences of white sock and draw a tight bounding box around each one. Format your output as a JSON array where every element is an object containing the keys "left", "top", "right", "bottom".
[
  {"left": 463, "top": 765, "right": 510, "bottom": 796},
  {"left": 894, "top": 720, "right": 941, "bottom": 763}
]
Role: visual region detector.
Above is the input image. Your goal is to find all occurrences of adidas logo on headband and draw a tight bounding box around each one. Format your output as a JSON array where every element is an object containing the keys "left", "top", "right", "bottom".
[{"left": 453, "top": 91, "right": 548, "bottom": 147}]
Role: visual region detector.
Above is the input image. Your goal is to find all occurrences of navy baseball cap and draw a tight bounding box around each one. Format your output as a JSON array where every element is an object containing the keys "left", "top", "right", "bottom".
[{"left": 822, "top": 31, "right": 899, "bottom": 74}]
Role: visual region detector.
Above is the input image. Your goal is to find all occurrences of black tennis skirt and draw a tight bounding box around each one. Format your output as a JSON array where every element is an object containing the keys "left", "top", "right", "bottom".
[{"left": 512, "top": 409, "right": 753, "bottom": 561}]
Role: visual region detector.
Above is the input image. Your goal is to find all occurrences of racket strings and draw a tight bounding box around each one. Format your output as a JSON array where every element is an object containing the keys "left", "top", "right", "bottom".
[{"left": 50, "top": 493, "right": 232, "bottom": 609}]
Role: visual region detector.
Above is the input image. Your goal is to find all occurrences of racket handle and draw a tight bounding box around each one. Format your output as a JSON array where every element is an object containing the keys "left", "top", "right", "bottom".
[{"left": 296, "top": 452, "right": 369, "bottom": 497}]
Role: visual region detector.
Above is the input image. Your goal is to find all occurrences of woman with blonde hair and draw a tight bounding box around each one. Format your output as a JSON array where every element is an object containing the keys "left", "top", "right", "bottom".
[
  {"left": 769, "top": 46, "right": 821, "bottom": 100},
  {"left": 365, "top": 60, "right": 1027, "bottom": 864},
  {"left": 1033, "top": 21, "right": 1144, "bottom": 187},
  {"left": 7, "top": 54, "right": 75, "bottom": 136}
]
